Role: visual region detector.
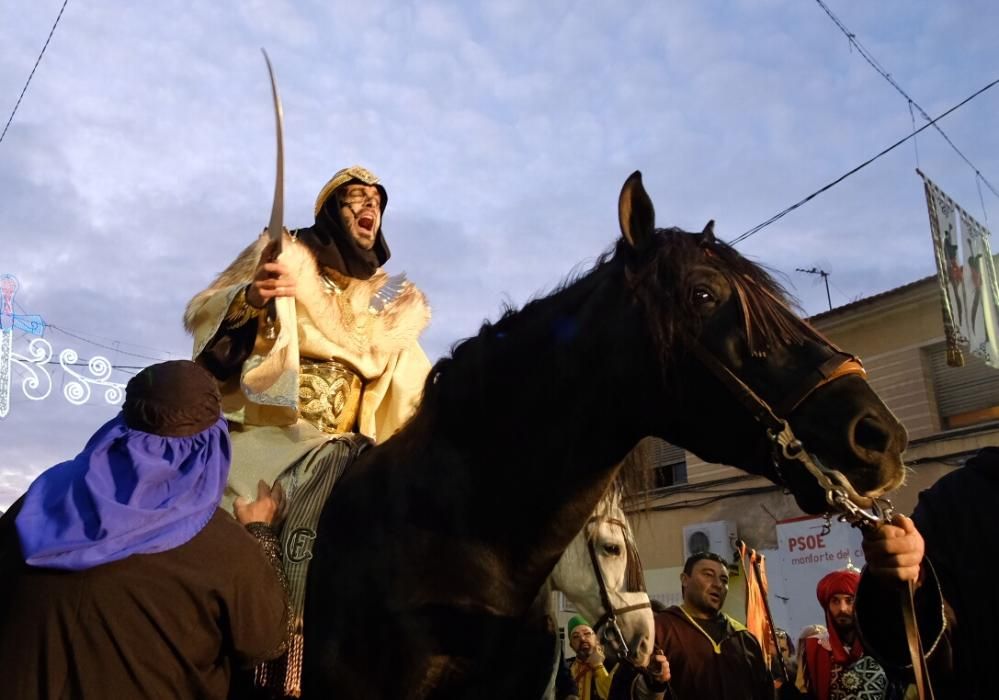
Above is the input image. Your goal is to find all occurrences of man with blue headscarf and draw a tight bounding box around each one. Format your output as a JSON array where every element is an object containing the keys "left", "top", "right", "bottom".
[{"left": 0, "top": 360, "right": 290, "bottom": 700}]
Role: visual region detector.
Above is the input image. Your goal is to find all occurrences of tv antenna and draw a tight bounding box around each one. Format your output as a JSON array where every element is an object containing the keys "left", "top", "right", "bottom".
[{"left": 796, "top": 266, "right": 833, "bottom": 311}]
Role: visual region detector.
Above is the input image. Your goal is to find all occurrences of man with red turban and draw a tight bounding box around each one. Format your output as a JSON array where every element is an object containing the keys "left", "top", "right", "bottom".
[{"left": 795, "top": 569, "right": 905, "bottom": 700}]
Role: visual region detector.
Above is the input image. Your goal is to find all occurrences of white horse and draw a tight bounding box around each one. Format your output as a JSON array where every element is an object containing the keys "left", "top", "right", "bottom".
[{"left": 551, "top": 489, "right": 653, "bottom": 666}]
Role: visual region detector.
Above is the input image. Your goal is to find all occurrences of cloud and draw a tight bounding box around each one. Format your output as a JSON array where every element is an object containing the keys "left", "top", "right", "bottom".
[{"left": 2, "top": 0, "right": 998, "bottom": 507}]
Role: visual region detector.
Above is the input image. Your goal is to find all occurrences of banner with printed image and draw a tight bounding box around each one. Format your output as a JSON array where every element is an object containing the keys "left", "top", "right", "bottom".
[{"left": 920, "top": 171, "right": 999, "bottom": 368}]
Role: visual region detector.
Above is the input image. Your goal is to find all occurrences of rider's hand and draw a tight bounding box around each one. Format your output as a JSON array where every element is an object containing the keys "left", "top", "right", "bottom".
[
  {"left": 586, "top": 645, "right": 606, "bottom": 669},
  {"left": 861, "top": 514, "right": 924, "bottom": 585},
  {"left": 246, "top": 239, "right": 297, "bottom": 308},
  {"left": 234, "top": 479, "right": 285, "bottom": 527}
]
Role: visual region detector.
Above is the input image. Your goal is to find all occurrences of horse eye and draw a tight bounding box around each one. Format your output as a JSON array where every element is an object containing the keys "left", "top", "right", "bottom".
[
  {"left": 692, "top": 287, "right": 715, "bottom": 305},
  {"left": 603, "top": 544, "right": 622, "bottom": 556}
]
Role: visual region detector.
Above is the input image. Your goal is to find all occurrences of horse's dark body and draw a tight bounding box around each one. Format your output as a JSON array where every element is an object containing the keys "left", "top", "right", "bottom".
[{"left": 303, "top": 173, "right": 907, "bottom": 699}]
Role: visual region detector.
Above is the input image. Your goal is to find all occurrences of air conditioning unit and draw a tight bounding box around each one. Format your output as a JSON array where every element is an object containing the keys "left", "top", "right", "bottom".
[{"left": 682, "top": 520, "right": 738, "bottom": 565}]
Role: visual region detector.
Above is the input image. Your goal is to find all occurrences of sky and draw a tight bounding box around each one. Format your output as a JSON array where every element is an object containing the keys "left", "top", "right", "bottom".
[{"left": 1, "top": 0, "right": 997, "bottom": 510}]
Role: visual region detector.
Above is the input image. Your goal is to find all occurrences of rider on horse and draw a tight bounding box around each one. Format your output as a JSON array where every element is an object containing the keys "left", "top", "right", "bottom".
[{"left": 185, "top": 166, "right": 431, "bottom": 696}]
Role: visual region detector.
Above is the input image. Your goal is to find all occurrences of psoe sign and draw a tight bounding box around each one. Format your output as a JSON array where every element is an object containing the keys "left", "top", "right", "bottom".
[
  {"left": 787, "top": 533, "right": 829, "bottom": 552},
  {"left": 769, "top": 516, "right": 865, "bottom": 638}
]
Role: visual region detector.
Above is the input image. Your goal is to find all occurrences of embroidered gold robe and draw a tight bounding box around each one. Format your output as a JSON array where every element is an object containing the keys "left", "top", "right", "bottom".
[{"left": 185, "top": 231, "right": 431, "bottom": 505}]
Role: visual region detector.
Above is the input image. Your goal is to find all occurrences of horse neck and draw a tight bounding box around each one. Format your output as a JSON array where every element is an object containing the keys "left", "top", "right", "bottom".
[{"left": 423, "top": 261, "right": 664, "bottom": 593}]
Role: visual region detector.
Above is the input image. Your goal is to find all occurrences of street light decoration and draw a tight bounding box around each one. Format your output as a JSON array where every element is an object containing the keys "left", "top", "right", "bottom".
[{"left": 0, "top": 274, "right": 125, "bottom": 418}]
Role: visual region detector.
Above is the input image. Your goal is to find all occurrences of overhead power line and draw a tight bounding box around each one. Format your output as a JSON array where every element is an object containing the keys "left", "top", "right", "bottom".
[
  {"left": 46, "top": 324, "right": 177, "bottom": 362},
  {"left": 814, "top": 0, "right": 999, "bottom": 203},
  {"left": 0, "top": 0, "right": 70, "bottom": 147},
  {"left": 8, "top": 360, "right": 146, "bottom": 375},
  {"left": 730, "top": 77, "right": 999, "bottom": 246},
  {"left": 41, "top": 319, "right": 179, "bottom": 356}
]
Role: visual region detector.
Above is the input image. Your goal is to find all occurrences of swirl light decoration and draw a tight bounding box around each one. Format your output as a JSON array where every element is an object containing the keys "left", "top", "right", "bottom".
[{"left": 0, "top": 274, "right": 125, "bottom": 418}]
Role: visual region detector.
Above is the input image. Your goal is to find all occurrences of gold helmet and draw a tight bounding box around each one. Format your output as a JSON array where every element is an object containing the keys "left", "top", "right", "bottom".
[{"left": 314, "top": 165, "right": 386, "bottom": 217}]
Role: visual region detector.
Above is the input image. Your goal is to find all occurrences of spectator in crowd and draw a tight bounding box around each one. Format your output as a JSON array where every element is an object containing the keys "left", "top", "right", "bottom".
[
  {"left": 561, "top": 615, "right": 671, "bottom": 700},
  {"left": 773, "top": 628, "right": 796, "bottom": 689},
  {"left": 795, "top": 569, "right": 905, "bottom": 700},
  {"left": 654, "top": 552, "right": 773, "bottom": 699},
  {"left": 564, "top": 615, "right": 613, "bottom": 700}
]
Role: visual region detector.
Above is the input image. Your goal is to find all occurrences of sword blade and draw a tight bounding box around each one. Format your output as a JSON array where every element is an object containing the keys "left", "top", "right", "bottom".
[{"left": 261, "top": 48, "right": 284, "bottom": 253}]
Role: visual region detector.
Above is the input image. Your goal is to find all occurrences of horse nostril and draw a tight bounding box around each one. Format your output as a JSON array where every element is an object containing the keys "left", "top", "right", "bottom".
[{"left": 852, "top": 414, "right": 890, "bottom": 454}]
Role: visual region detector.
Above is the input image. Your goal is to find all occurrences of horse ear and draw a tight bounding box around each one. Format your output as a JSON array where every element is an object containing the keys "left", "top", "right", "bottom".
[
  {"left": 701, "top": 219, "right": 716, "bottom": 245},
  {"left": 619, "top": 171, "right": 656, "bottom": 250}
]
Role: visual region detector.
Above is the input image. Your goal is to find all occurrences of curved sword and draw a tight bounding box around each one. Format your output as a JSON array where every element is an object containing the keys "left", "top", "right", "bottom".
[
  {"left": 261, "top": 49, "right": 284, "bottom": 337},
  {"left": 262, "top": 48, "right": 284, "bottom": 253}
]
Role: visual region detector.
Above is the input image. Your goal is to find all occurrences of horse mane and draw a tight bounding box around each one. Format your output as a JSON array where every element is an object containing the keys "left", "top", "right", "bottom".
[
  {"left": 698, "top": 235, "right": 827, "bottom": 356},
  {"left": 589, "top": 484, "right": 646, "bottom": 593},
  {"left": 426, "top": 245, "right": 620, "bottom": 386},
  {"left": 414, "top": 245, "right": 644, "bottom": 495},
  {"left": 627, "top": 228, "right": 827, "bottom": 362},
  {"left": 592, "top": 481, "right": 625, "bottom": 519}
]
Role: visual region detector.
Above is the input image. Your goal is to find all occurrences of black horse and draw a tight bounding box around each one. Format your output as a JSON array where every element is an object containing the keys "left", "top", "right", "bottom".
[{"left": 303, "top": 172, "right": 907, "bottom": 698}]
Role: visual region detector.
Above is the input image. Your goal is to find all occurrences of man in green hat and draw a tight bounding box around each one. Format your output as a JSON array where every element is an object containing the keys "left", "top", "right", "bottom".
[
  {"left": 565, "top": 616, "right": 612, "bottom": 700},
  {"left": 185, "top": 166, "right": 431, "bottom": 697},
  {"left": 562, "top": 615, "right": 672, "bottom": 700}
]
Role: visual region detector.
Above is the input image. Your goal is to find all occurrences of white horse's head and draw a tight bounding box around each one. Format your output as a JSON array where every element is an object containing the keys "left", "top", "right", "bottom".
[{"left": 550, "top": 491, "right": 654, "bottom": 667}]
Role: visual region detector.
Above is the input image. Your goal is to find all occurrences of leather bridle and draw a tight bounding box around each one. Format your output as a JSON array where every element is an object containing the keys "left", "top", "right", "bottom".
[
  {"left": 584, "top": 516, "right": 651, "bottom": 661},
  {"left": 691, "top": 341, "right": 934, "bottom": 699},
  {"left": 689, "top": 343, "right": 893, "bottom": 515}
]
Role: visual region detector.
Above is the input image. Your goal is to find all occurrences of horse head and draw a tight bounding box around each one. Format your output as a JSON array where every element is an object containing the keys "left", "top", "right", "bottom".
[
  {"left": 617, "top": 171, "right": 907, "bottom": 514},
  {"left": 550, "top": 490, "right": 653, "bottom": 666}
]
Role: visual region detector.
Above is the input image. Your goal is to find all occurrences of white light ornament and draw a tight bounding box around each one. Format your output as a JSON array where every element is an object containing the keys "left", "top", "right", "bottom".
[{"left": 0, "top": 274, "right": 125, "bottom": 418}]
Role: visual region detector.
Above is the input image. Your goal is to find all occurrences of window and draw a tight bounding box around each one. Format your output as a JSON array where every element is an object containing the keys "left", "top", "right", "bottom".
[
  {"left": 928, "top": 343, "right": 999, "bottom": 429},
  {"left": 647, "top": 439, "right": 688, "bottom": 490}
]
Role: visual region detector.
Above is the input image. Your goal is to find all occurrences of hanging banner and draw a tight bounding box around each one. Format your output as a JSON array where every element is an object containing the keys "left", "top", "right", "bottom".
[
  {"left": 919, "top": 170, "right": 999, "bottom": 368},
  {"left": 959, "top": 209, "right": 999, "bottom": 367}
]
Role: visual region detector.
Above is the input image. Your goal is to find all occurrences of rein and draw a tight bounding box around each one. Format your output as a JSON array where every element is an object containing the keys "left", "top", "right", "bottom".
[
  {"left": 584, "top": 517, "right": 651, "bottom": 661},
  {"left": 690, "top": 341, "right": 934, "bottom": 699}
]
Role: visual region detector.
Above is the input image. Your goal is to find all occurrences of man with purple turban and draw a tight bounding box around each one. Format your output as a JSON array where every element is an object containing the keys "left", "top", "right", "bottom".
[
  {"left": 795, "top": 569, "right": 902, "bottom": 700},
  {"left": 0, "top": 360, "right": 289, "bottom": 700}
]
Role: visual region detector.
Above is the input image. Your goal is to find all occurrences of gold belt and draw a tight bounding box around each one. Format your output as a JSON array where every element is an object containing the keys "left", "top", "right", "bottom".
[{"left": 298, "top": 359, "right": 363, "bottom": 434}]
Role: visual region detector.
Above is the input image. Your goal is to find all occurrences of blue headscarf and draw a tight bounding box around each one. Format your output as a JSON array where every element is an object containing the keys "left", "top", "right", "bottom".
[{"left": 15, "top": 361, "right": 231, "bottom": 570}]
